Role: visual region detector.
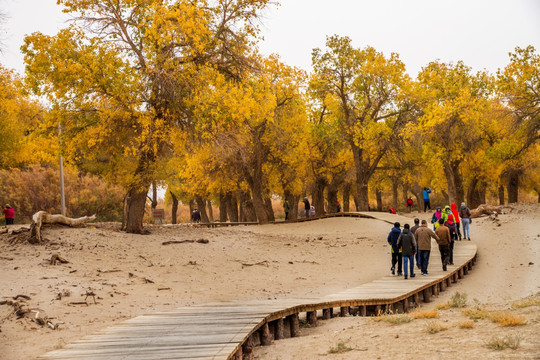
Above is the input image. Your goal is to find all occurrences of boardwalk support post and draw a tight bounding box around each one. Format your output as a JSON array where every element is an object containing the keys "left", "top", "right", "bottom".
[
  {"left": 402, "top": 298, "right": 409, "bottom": 313},
  {"left": 340, "top": 306, "right": 349, "bottom": 317},
  {"left": 260, "top": 322, "right": 272, "bottom": 346},
  {"left": 322, "top": 308, "right": 331, "bottom": 320},
  {"left": 307, "top": 311, "right": 318, "bottom": 327},
  {"left": 360, "top": 305, "right": 367, "bottom": 316},
  {"left": 288, "top": 314, "right": 300, "bottom": 337},
  {"left": 274, "top": 318, "right": 284, "bottom": 340},
  {"left": 458, "top": 268, "right": 464, "bottom": 279},
  {"left": 423, "top": 288, "right": 431, "bottom": 302}
]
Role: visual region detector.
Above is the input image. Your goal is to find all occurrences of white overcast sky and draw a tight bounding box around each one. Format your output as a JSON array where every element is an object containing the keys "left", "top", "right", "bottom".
[{"left": 1, "top": 0, "right": 539, "bottom": 76}]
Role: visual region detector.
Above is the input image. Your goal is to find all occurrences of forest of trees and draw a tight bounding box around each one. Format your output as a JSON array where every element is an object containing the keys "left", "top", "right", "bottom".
[{"left": 1, "top": 1, "right": 538, "bottom": 231}]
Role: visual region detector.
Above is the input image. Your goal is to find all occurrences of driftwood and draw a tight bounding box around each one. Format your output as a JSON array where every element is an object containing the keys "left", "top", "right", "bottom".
[
  {"left": 0, "top": 295, "right": 59, "bottom": 329},
  {"left": 470, "top": 205, "right": 506, "bottom": 219},
  {"left": 29, "top": 211, "right": 96, "bottom": 243},
  {"left": 162, "top": 239, "right": 209, "bottom": 245},
  {"left": 50, "top": 254, "right": 69, "bottom": 265}
]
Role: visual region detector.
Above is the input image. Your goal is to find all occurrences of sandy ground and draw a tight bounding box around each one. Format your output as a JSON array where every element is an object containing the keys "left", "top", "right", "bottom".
[{"left": 0, "top": 205, "right": 539, "bottom": 359}]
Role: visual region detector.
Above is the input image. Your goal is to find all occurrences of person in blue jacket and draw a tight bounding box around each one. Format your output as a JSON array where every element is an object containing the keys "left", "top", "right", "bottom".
[
  {"left": 387, "top": 222, "right": 403, "bottom": 276},
  {"left": 422, "top": 187, "right": 432, "bottom": 212}
]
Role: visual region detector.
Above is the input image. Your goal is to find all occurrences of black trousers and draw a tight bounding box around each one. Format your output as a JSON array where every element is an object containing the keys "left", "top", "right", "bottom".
[
  {"left": 438, "top": 244, "right": 449, "bottom": 269},
  {"left": 391, "top": 251, "right": 403, "bottom": 274}
]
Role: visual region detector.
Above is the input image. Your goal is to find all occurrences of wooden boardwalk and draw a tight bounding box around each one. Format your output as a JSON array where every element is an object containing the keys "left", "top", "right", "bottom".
[{"left": 41, "top": 214, "right": 477, "bottom": 360}]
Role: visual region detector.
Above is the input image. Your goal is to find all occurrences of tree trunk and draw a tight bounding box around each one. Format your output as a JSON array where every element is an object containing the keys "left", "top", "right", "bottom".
[
  {"left": 219, "top": 192, "right": 228, "bottom": 222},
  {"left": 206, "top": 200, "right": 214, "bottom": 222},
  {"left": 313, "top": 177, "right": 326, "bottom": 216},
  {"left": 250, "top": 178, "right": 269, "bottom": 224},
  {"left": 195, "top": 196, "right": 209, "bottom": 223},
  {"left": 151, "top": 180, "right": 158, "bottom": 209},
  {"left": 170, "top": 190, "right": 178, "bottom": 224},
  {"left": 342, "top": 183, "right": 351, "bottom": 212},
  {"left": 327, "top": 181, "right": 339, "bottom": 214},
  {"left": 264, "top": 197, "right": 275, "bottom": 222},
  {"left": 122, "top": 186, "right": 149, "bottom": 234},
  {"left": 376, "top": 189, "right": 383, "bottom": 212},
  {"left": 391, "top": 178, "right": 399, "bottom": 209},
  {"left": 443, "top": 160, "right": 465, "bottom": 205},
  {"left": 226, "top": 192, "right": 239, "bottom": 222},
  {"left": 507, "top": 169, "right": 520, "bottom": 203},
  {"left": 239, "top": 191, "right": 257, "bottom": 222},
  {"left": 466, "top": 178, "right": 486, "bottom": 209},
  {"left": 189, "top": 199, "right": 195, "bottom": 214},
  {"left": 401, "top": 184, "right": 409, "bottom": 208},
  {"left": 498, "top": 185, "right": 505, "bottom": 205}
]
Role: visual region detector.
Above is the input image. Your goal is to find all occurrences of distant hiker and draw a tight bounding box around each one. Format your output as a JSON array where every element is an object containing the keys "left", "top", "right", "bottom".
[
  {"left": 387, "top": 222, "right": 403, "bottom": 276},
  {"left": 336, "top": 200, "right": 341, "bottom": 213},
  {"left": 459, "top": 202, "right": 472, "bottom": 240},
  {"left": 435, "top": 218, "right": 451, "bottom": 271},
  {"left": 423, "top": 187, "right": 432, "bottom": 212},
  {"left": 415, "top": 219, "right": 440, "bottom": 275},
  {"left": 451, "top": 203, "right": 462, "bottom": 240},
  {"left": 397, "top": 224, "right": 417, "bottom": 279},
  {"left": 406, "top": 197, "right": 414, "bottom": 213},
  {"left": 192, "top": 209, "right": 201, "bottom": 223},
  {"left": 3, "top": 204, "right": 14, "bottom": 225},
  {"left": 303, "top": 197, "right": 310, "bottom": 218},
  {"left": 431, "top": 206, "right": 442, "bottom": 230},
  {"left": 388, "top": 207, "right": 396, "bottom": 214},
  {"left": 283, "top": 199, "right": 290, "bottom": 220},
  {"left": 410, "top": 218, "right": 421, "bottom": 267}
]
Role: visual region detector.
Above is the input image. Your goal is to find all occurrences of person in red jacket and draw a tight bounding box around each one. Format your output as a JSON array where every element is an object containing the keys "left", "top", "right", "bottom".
[
  {"left": 406, "top": 197, "right": 414, "bottom": 212},
  {"left": 3, "top": 204, "right": 15, "bottom": 225}
]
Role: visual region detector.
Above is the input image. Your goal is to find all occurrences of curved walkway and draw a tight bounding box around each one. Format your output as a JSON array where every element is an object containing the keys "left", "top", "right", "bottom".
[{"left": 40, "top": 213, "right": 478, "bottom": 360}]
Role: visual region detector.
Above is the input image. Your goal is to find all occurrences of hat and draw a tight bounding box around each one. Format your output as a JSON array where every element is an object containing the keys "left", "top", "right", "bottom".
[
  {"left": 461, "top": 202, "right": 466, "bottom": 208},
  {"left": 5, "top": 204, "right": 10, "bottom": 208}
]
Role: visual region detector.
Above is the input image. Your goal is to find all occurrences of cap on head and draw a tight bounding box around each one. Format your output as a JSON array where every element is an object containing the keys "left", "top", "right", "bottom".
[{"left": 394, "top": 222, "right": 400, "bottom": 228}]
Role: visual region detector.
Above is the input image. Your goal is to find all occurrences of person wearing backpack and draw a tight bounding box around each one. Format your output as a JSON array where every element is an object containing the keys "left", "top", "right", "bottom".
[{"left": 397, "top": 224, "right": 417, "bottom": 279}]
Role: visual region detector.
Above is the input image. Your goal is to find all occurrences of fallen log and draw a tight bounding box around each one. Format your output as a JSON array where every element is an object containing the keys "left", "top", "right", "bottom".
[
  {"left": 162, "top": 239, "right": 209, "bottom": 245},
  {"left": 30, "top": 211, "right": 96, "bottom": 243},
  {"left": 470, "top": 204, "right": 507, "bottom": 219}
]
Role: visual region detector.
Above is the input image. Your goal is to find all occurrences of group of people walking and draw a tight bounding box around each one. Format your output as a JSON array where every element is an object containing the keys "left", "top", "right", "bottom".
[{"left": 387, "top": 202, "right": 472, "bottom": 278}]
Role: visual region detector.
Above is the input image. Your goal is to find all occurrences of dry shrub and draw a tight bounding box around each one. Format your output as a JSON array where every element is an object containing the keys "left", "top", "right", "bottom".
[
  {"left": 0, "top": 164, "right": 124, "bottom": 222},
  {"left": 488, "top": 311, "right": 528, "bottom": 326},
  {"left": 436, "top": 303, "right": 451, "bottom": 310},
  {"left": 372, "top": 313, "right": 412, "bottom": 325},
  {"left": 449, "top": 291, "right": 468, "bottom": 308},
  {"left": 458, "top": 320, "right": 475, "bottom": 328},
  {"left": 411, "top": 309, "right": 439, "bottom": 319},
  {"left": 462, "top": 306, "right": 490, "bottom": 320},
  {"left": 425, "top": 320, "right": 448, "bottom": 334},
  {"left": 327, "top": 342, "right": 354, "bottom": 354},
  {"left": 511, "top": 295, "right": 540, "bottom": 309},
  {"left": 484, "top": 334, "right": 522, "bottom": 350}
]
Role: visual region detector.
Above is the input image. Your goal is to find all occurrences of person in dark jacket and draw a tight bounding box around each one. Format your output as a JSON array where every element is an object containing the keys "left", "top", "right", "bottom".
[
  {"left": 303, "top": 197, "right": 310, "bottom": 218},
  {"left": 387, "top": 222, "right": 402, "bottom": 276},
  {"left": 397, "top": 224, "right": 417, "bottom": 279},
  {"left": 459, "top": 202, "right": 472, "bottom": 240}
]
